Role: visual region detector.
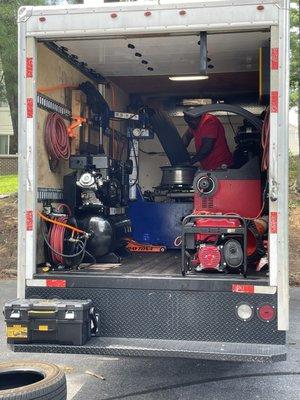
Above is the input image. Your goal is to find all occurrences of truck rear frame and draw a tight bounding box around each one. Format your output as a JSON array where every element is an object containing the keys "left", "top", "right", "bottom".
[{"left": 16, "top": 0, "right": 290, "bottom": 361}]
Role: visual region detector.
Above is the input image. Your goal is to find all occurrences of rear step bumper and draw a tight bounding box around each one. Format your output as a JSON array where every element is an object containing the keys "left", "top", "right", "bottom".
[{"left": 13, "top": 338, "right": 287, "bottom": 362}]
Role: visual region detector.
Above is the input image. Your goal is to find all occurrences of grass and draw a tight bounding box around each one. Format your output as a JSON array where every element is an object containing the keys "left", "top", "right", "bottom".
[
  {"left": 0, "top": 175, "right": 18, "bottom": 195},
  {"left": 290, "top": 154, "right": 298, "bottom": 184},
  {"left": 289, "top": 155, "right": 300, "bottom": 208}
]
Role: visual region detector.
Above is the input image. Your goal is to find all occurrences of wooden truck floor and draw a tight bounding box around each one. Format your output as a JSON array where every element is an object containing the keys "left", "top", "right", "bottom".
[{"left": 36, "top": 250, "right": 268, "bottom": 280}]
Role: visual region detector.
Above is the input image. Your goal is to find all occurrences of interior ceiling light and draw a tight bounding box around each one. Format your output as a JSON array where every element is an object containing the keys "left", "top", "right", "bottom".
[{"left": 169, "top": 75, "right": 209, "bottom": 81}]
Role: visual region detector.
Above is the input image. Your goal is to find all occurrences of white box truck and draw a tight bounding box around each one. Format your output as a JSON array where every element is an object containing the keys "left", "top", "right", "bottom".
[{"left": 13, "top": 0, "right": 289, "bottom": 361}]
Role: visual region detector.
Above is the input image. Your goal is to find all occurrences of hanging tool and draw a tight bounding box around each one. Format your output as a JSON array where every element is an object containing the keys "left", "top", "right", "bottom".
[{"left": 67, "top": 116, "right": 87, "bottom": 138}]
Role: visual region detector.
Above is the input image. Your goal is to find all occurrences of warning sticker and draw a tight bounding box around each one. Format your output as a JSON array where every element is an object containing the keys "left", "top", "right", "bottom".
[{"left": 6, "top": 325, "right": 28, "bottom": 339}]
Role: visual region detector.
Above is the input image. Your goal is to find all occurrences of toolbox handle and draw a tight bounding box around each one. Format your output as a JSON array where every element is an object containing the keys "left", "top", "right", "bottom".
[{"left": 28, "top": 310, "right": 56, "bottom": 317}]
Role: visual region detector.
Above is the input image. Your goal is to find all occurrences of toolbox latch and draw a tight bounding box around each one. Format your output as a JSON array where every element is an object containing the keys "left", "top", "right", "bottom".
[
  {"left": 10, "top": 310, "right": 21, "bottom": 319},
  {"left": 65, "top": 310, "right": 75, "bottom": 320}
]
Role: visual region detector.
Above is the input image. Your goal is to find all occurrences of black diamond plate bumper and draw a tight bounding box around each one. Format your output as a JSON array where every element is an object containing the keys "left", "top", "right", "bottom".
[
  {"left": 25, "top": 285, "right": 285, "bottom": 345},
  {"left": 13, "top": 337, "right": 287, "bottom": 362},
  {"left": 17, "top": 276, "right": 286, "bottom": 362}
]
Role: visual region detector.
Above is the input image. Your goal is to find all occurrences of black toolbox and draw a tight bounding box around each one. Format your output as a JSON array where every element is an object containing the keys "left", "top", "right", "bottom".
[{"left": 4, "top": 298, "right": 97, "bottom": 346}]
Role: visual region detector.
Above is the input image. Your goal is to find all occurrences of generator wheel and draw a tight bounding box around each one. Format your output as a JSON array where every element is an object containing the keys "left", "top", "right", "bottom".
[{"left": 0, "top": 361, "right": 66, "bottom": 400}]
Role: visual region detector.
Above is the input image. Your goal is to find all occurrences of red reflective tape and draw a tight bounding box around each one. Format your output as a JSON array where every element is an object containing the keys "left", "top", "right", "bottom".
[
  {"left": 26, "top": 210, "right": 33, "bottom": 231},
  {"left": 26, "top": 57, "right": 33, "bottom": 78},
  {"left": 270, "top": 91, "right": 278, "bottom": 113},
  {"left": 232, "top": 284, "right": 254, "bottom": 293},
  {"left": 270, "top": 212, "right": 278, "bottom": 234},
  {"left": 46, "top": 279, "right": 66, "bottom": 288},
  {"left": 271, "top": 48, "right": 279, "bottom": 70},
  {"left": 27, "top": 98, "right": 33, "bottom": 118}
]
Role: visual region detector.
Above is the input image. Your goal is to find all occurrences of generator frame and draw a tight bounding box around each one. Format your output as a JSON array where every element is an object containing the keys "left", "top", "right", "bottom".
[
  {"left": 181, "top": 214, "right": 248, "bottom": 275},
  {"left": 16, "top": 0, "right": 290, "bottom": 361}
]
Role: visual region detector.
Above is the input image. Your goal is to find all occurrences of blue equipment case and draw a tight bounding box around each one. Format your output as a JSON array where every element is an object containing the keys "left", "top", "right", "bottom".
[{"left": 128, "top": 187, "right": 193, "bottom": 249}]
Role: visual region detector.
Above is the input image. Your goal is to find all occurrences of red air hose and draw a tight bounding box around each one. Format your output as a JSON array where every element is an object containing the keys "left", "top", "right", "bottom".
[
  {"left": 48, "top": 204, "right": 70, "bottom": 265},
  {"left": 39, "top": 205, "right": 87, "bottom": 267},
  {"left": 49, "top": 216, "right": 68, "bottom": 264},
  {"left": 44, "top": 113, "right": 70, "bottom": 169}
]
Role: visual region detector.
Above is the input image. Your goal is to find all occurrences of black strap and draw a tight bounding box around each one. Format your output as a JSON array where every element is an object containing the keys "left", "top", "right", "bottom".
[
  {"left": 79, "top": 81, "right": 109, "bottom": 117},
  {"left": 150, "top": 110, "right": 191, "bottom": 166}
]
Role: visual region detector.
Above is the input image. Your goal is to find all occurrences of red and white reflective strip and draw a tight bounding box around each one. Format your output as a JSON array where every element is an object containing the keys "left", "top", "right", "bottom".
[
  {"left": 25, "top": 43, "right": 36, "bottom": 281},
  {"left": 26, "top": 210, "right": 33, "bottom": 231},
  {"left": 270, "top": 90, "right": 279, "bottom": 113},
  {"left": 26, "top": 57, "right": 33, "bottom": 78},
  {"left": 270, "top": 47, "right": 279, "bottom": 114},
  {"left": 232, "top": 284, "right": 277, "bottom": 295},
  {"left": 270, "top": 211, "right": 278, "bottom": 234},
  {"left": 26, "top": 279, "right": 67, "bottom": 288},
  {"left": 26, "top": 97, "right": 33, "bottom": 118},
  {"left": 268, "top": 35, "right": 280, "bottom": 286},
  {"left": 271, "top": 48, "right": 279, "bottom": 70},
  {"left": 26, "top": 58, "right": 34, "bottom": 119}
]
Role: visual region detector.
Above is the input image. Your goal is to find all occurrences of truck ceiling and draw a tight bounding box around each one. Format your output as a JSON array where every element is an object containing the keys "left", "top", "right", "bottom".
[{"left": 52, "top": 31, "right": 270, "bottom": 77}]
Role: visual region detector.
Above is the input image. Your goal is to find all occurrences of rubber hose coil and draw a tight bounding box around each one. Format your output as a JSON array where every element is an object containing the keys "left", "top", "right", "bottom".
[{"left": 44, "top": 113, "right": 70, "bottom": 171}]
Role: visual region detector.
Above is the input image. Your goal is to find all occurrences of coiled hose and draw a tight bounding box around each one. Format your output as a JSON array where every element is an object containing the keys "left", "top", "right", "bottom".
[
  {"left": 44, "top": 113, "right": 70, "bottom": 171},
  {"left": 48, "top": 204, "right": 71, "bottom": 265},
  {"left": 39, "top": 205, "right": 90, "bottom": 269}
]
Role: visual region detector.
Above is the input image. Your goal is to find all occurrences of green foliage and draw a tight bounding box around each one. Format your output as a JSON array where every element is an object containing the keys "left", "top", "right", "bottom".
[
  {"left": 289, "top": 155, "right": 300, "bottom": 208},
  {"left": 290, "top": 1, "right": 300, "bottom": 107},
  {"left": 0, "top": 0, "right": 81, "bottom": 105},
  {"left": 0, "top": 0, "right": 46, "bottom": 153},
  {"left": 48, "top": 1, "right": 83, "bottom": 3},
  {"left": 290, "top": 154, "right": 298, "bottom": 183},
  {"left": 0, "top": 175, "right": 18, "bottom": 195}
]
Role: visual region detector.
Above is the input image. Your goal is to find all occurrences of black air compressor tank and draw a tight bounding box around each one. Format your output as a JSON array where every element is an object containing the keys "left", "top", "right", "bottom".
[{"left": 77, "top": 213, "right": 131, "bottom": 261}]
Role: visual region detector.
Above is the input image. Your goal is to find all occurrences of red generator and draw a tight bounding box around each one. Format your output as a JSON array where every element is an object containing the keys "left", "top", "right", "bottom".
[{"left": 181, "top": 158, "right": 263, "bottom": 275}]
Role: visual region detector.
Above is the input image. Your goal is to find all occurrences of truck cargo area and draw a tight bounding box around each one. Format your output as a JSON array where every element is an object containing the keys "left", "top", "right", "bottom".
[{"left": 34, "top": 29, "right": 272, "bottom": 281}]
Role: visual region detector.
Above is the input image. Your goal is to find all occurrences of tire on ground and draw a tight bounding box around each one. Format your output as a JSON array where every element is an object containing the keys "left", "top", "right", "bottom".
[{"left": 0, "top": 361, "right": 67, "bottom": 400}]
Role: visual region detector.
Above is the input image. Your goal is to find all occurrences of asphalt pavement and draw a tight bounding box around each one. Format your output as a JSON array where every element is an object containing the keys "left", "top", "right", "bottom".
[{"left": 0, "top": 280, "right": 299, "bottom": 400}]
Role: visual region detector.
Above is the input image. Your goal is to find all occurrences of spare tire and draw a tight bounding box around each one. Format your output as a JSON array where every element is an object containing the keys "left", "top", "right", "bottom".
[{"left": 0, "top": 361, "right": 66, "bottom": 400}]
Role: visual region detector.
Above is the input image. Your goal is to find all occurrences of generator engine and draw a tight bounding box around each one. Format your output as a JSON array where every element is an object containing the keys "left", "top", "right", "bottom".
[
  {"left": 182, "top": 215, "right": 247, "bottom": 274},
  {"left": 193, "top": 218, "right": 245, "bottom": 272},
  {"left": 181, "top": 157, "right": 265, "bottom": 275}
]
